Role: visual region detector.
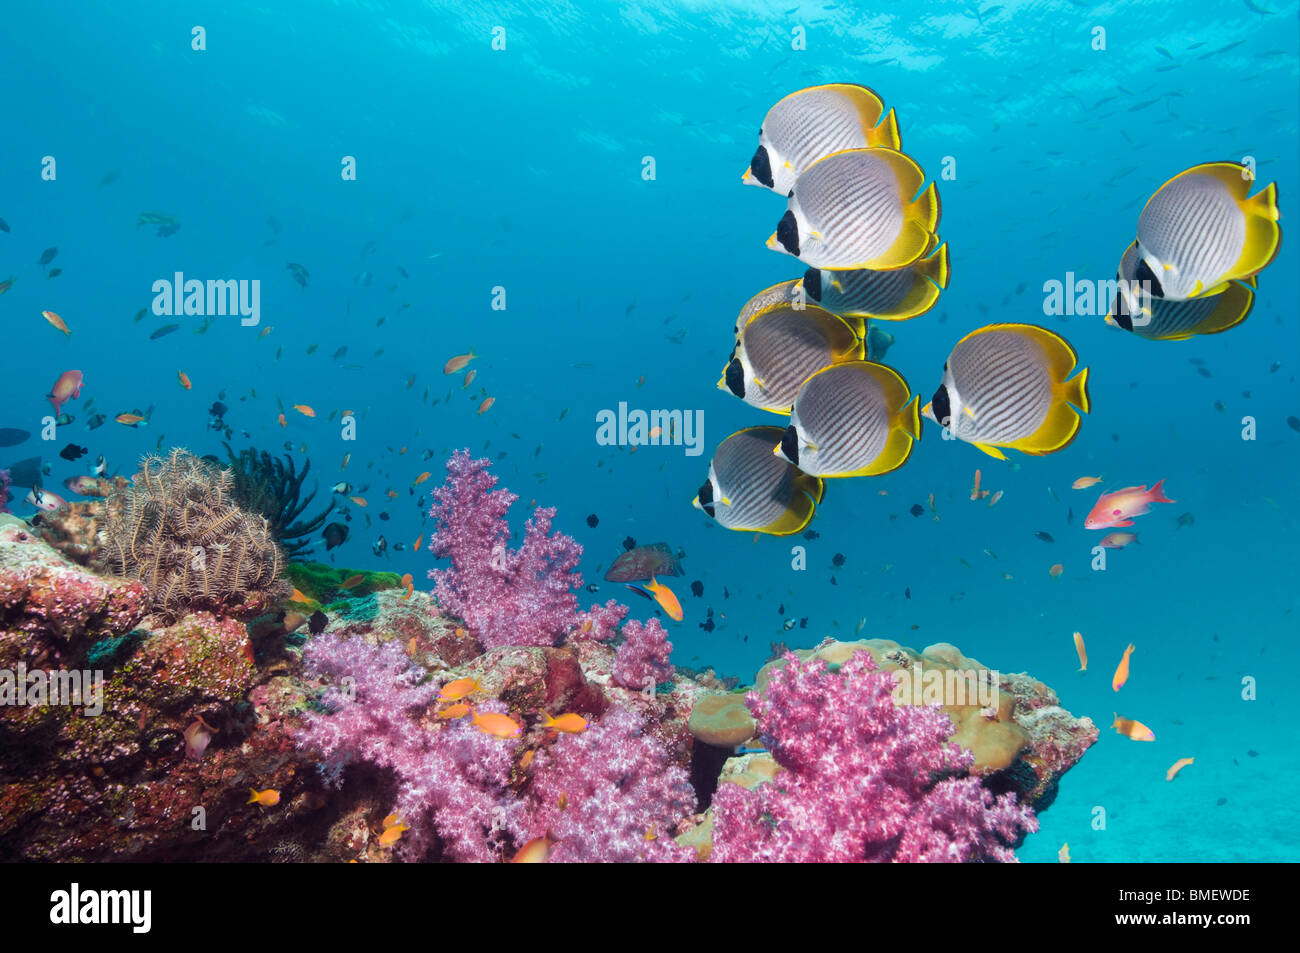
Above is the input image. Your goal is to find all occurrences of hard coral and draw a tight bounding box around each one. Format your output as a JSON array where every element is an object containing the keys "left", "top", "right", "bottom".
[
  {"left": 709, "top": 651, "right": 1037, "bottom": 863},
  {"left": 427, "top": 451, "right": 585, "bottom": 649},
  {"left": 103, "top": 449, "right": 287, "bottom": 620}
]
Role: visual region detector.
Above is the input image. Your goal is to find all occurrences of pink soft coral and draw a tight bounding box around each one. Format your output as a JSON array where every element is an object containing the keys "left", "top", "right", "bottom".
[
  {"left": 427, "top": 451, "right": 585, "bottom": 649},
  {"left": 296, "top": 633, "right": 518, "bottom": 861},
  {"left": 612, "top": 617, "right": 674, "bottom": 690},
  {"left": 512, "top": 707, "right": 696, "bottom": 862},
  {"left": 709, "top": 650, "right": 1037, "bottom": 863}
]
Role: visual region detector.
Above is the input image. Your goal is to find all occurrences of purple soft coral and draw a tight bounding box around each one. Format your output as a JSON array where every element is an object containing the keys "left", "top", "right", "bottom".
[
  {"left": 710, "top": 650, "right": 1038, "bottom": 863},
  {"left": 513, "top": 707, "right": 696, "bottom": 862},
  {"left": 296, "top": 632, "right": 518, "bottom": 861},
  {"left": 612, "top": 617, "right": 674, "bottom": 690},
  {"left": 427, "top": 451, "right": 585, "bottom": 649}
]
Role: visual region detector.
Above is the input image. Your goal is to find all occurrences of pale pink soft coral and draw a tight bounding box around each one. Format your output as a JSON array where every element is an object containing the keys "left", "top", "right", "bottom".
[
  {"left": 709, "top": 650, "right": 1037, "bottom": 863},
  {"left": 427, "top": 451, "right": 585, "bottom": 649},
  {"left": 612, "top": 617, "right": 674, "bottom": 690},
  {"left": 511, "top": 707, "right": 696, "bottom": 862},
  {"left": 570, "top": 598, "right": 627, "bottom": 643}
]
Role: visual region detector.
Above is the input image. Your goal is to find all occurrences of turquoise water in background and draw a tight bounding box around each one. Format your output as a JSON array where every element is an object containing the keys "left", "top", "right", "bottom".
[{"left": 2, "top": 1, "right": 1297, "bottom": 861}]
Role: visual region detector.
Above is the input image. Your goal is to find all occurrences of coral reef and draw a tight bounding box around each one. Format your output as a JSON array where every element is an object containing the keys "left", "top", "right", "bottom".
[
  {"left": 0, "top": 468, "right": 9, "bottom": 514},
  {"left": 427, "top": 451, "right": 586, "bottom": 649},
  {"left": 103, "top": 449, "right": 287, "bottom": 620},
  {"left": 30, "top": 477, "right": 128, "bottom": 567},
  {"left": 0, "top": 449, "right": 1096, "bottom": 864},
  {"left": 224, "top": 444, "right": 334, "bottom": 559},
  {"left": 708, "top": 651, "right": 1038, "bottom": 862}
]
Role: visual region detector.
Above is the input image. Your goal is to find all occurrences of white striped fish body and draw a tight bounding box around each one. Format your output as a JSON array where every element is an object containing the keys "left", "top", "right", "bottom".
[
  {"left": 734, "top": 280, "right": 806, "bottom": 341},
  {"left": 744, "top": 84, "right": 901, "bottom": 194},
  {"left": 693, "top": 427, "right": 824, "bottom": 535},
  {"left": 923, "top": 324, "right": 1090, "bottom": 459},
  {"left": 768, "top": 148, "right": 940, "bottom": 270},
  {"left": 722, "top": 303, "right": 863, "bottom": 413},
  {"left": 804, "top": 242, "right": 949, "bottom": 320},
  {"left": 780, "top": 361, "right": 921, "bottom": 478},
  {"left": 1108, "top": 241, "right": 1256, "bottom": 340},
  {"left": 1137, "top": 162, "right": 1280, "bottom": 300}
]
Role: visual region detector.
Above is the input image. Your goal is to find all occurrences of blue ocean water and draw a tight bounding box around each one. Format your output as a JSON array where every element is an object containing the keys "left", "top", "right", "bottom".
[{"left": 2, "top": 1, "right": 1297, "bottom": 862}]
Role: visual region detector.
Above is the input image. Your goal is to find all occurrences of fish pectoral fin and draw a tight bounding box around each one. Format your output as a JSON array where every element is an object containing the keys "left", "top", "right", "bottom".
[{"left": 973, "top": 442, "right": 1008, "bottom": 461}]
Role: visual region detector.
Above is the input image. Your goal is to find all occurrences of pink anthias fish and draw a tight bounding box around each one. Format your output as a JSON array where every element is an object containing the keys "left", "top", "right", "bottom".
[
  {"left": 1084, "top": 479, "right": 1175, "bottom": 530},
  {"left": 47, "top": 370, "right": 83, "bottom": 416}
]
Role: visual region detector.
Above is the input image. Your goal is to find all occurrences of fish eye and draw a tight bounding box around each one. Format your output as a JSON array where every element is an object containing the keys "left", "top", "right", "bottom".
[
  {"left": 930, "top": 385, "right": 952, "bottom": 430},
  {"left": 779, "top": 426, "right": 800, "bottom": 466},
  {"left": 802, "top": 267, "right": 823, "bottom": 302},
  {"left": 776, "top": 210, "right": 800, "bottom": 255},
  {"left": 697, "top": 480, "right": 715, "bottom": 516},
  {"left": 749, "top": 145, "right": 774, "bottom": 189},
  {"left": 1134, "top": 258, "right": 1164, "bottom": 299},
  {"left": 724, "top": 357, "right": 745, "bottom": 398}
]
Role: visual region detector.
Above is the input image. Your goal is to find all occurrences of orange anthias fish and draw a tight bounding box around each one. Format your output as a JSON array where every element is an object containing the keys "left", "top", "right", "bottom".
[
  {"left": 1112, "top": 643, "right": 1135, "bottom": 692},
  {"left": 378, "top": 823, "right": 408, "bottom": 848},
  {"left": 115, "top": 412, "right": 147, "bottom": 426},
  {"left": 477, "top": 396, "right": 495, "bottom": 415},
  {"left": 444, "top": 350, "right": 476, "bottom": 375},
  {"left": 248, "top": 787, "right": 281, "bottom": 806},
  {"left": 402, "top": 581, "right": 414, "bottom": 601},
  {"left": 1084, "top": 480, "right": 1175, "bottom": 530},
  {"left": 473, "top": 711, "right": 522, "bottom": 738},
  {"left": 436, "top": 702, "right": 471, "bottom": 720},
  {"left": 540, "top": 712, "right": 588, "bottom": 734},
  {"left": 412, "top": 471, "right": 431, "bottom": 485},
  {"left": 47, "top": 370, "right": 83, "bottom": 415},
  {"left": 178, "top": 370, "right": 192, "bottom": 390},
  {"left": 1073, "top": 631, "right": 1087, "bottom": 672},
  {"left": 625, "top": 575, "right": 683, "bottom": 621},
  {"left": 339, "top": 574, "right": 366, "bottom": 590},
  {"left": 294, "top": 404, "right": 316, "bottom": 418},
  {"left": 1072, "top": 476, "right": 1103, "bottom": 490},
  {"left": 349, "top": 496, "right": 367, "bottom": 507},
  {"left": 413, "top": 534, "right": 423, "bottom": 552},
  {"left": 290, "top": 587, "right": 311, "bottom": 603},
  {"left": 1113, "top": 713, "right": 1155, "bottom": 742},
  {"left": 439, "top": 677, "right": 481, "bottom": 702},
  {"left": 41, "top": 310, "right": 71, "bottom": 335},
  {"left": 970, "top": 469, "right": 982, "bottom": 502},
  {"left": 464, "top": 369, "right": 477, "bottom": 389},
  {"left": 400, "top": 573, "right": 413, "bottom": 588},
  {"left": 1048, "top": 563, "right": 1064, "bottom": 578},
  {"left": 510, "top": 834, "right": 554, "bottom": 863},
  {"left": 1166, "top": 757, "right": 1195, "bottom": 782},
  {"left": 277, "top": 413, "right": 287, "bottom": 428}
]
